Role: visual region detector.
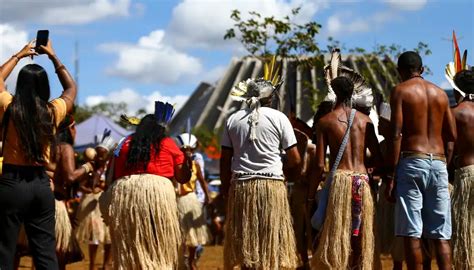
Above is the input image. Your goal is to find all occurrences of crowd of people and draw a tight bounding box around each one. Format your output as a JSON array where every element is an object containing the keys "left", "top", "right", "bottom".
[{"left": 0, "top": 36, "right": 471, "bottom": 270}]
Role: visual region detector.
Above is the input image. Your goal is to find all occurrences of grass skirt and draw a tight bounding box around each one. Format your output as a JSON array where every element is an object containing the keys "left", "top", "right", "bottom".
[
  {"left": 75, "top": 192, "right": 111, "bottom": 245},
  {"left": 177, "top": 192, "right": 211, "bottom": 247},
  {"left": 451, "top": 165, "right": 474, "bottom": 270},
  {"left": 312, "top": 170, "right": 375, "bottom": 270},
  {"left": 224, "top": 179, "right": 299, "bottom": 269},
  {"left": 376, "top": 182, "right": 404, "bottom": 261},
  {"left": 55, "top": 200, "right": 84, "bottom": 263},
  {"left": 105, "top": 174, "right": 181, "bottom": 270},
  {"left": 16, "top": 200, "right": 82, "bottom": 262},
  {"left": 55, "top": 200, "right": 72, "bottom": 253}
]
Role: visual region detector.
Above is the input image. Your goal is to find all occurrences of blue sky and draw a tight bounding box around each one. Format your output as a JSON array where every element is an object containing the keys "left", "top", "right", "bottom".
[{"left": 0, "top": 0, "right": 472, "bottom": 114}]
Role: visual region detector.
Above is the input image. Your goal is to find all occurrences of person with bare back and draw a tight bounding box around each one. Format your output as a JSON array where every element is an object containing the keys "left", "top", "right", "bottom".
[
  {"left": 449, "top": 69, "right": 474, "bottom": 270},
  {"left": 387, "top": 51, "right": 456, "bottom": 270},
  {"left": 310, "top": 76, "right": 381, "bottom": 270}
]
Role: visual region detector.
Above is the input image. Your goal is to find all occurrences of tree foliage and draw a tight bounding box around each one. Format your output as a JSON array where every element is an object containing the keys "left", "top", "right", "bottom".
[
  {"left": 224, "top": 8, "right": 322, "bottom": 58},
  {"left": 74, "top": 102, "right": 130, "bottom": 128}
]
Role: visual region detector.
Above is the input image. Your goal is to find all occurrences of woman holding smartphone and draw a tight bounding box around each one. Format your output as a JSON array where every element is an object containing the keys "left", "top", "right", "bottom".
[{"left": 0, "top": 39, "right": 76, "bottom": 270}]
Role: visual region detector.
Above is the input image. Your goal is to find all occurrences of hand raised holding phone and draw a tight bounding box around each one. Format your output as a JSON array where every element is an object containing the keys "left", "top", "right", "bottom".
[
  {"left": 35, "top": 30, "right": 49, "bottom": 54},
  {"left": 15, "top": 40, "right": 38, "bottom": 59},
  {"left": 38, "top": 40, "right": 56, "bottom": 59}
]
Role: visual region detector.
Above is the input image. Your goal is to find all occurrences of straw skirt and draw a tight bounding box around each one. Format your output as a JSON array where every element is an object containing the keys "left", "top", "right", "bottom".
[
  {"left": 451, "top": 165, "right": 474, "bottom": 270},
  {"left": 177, "top": 192, "right": 211, "bottom": 247},
  {"left": 312, "top": 170, "right": 375, "bottom": 270},
  {"left": 75, "top": 192, "right": 111, "bottom": 245},
  {"left": 376, "top": 182, "right": 404, "bottom": 261},
  {"left": 224, "top": 178, "right": 299, "bottom": 269},
  {"left": 104, "top": 174, "right": 181, "bottom": 270}
]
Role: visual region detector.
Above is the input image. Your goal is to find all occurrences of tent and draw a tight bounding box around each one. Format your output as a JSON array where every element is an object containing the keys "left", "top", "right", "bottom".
[{"left": 74, "top": 114, "right": 131, "bottom": 151}]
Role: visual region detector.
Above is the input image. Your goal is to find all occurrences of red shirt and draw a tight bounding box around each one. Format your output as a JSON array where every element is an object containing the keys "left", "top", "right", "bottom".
[{"left": 113, "top": 136, "right": 184, "bottom": 180}]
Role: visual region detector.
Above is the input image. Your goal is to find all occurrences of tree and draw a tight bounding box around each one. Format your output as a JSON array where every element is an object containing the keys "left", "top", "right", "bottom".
[
  {"left": 224, "top": 8, "right": 322, "bottom": 59},
  {"left": 224, "top": 9, "right": 432, "bottom": 109},
  {"left": 74, "top": 102, "right": 129, "bottom": 128}
]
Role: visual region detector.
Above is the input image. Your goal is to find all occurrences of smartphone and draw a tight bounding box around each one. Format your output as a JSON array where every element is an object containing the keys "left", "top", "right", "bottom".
[{"left": 35, "top": 30, "right": 49, "bottom": 53}]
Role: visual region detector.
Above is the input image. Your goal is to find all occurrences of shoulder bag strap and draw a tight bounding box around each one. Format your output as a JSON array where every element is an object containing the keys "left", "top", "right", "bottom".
[{"left": 325, "top": 108, "right": 356, "bottom": 185}]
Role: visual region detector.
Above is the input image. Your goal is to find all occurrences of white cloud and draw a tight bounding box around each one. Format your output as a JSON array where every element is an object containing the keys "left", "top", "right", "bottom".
[
  {"left": 327, "top": 10, "right": 398, "bottom": 36},
  {"left": 385, "top": 0, "right": 427, "bottom": 11},
  {"left": 167, "top": 0, "right": 327, "bottom": 50},
  {"left": 0, "top": 24, "right": 31, "bottom": 90},
  {"left": 102, "top": 30, "right": 202, "bottom": 84},
  {"left": 201, "top": 65, "right": 227, "bottom": 84},
  {"left": 85, "top": 88, "right": 189, "bottom": 115},
  {"left": 0, "top": 0, "right": 130, "bottom": 25}
]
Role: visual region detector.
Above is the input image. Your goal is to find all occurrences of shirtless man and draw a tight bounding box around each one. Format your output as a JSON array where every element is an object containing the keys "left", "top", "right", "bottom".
[
  {"left": 387, "top": 51, "right": 456, "bottom": 270},
  {"left": 310, "top": 76, "right": 381, "bottom": 269},
  {"left": 450, "top": 69, "right": 474, "bottom": 270}
]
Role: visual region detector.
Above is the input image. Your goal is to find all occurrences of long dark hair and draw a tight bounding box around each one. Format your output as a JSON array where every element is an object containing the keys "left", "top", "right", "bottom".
[
  {"left": 10, "top": 64, "right": 55, "bottom": 163},
  {"left": 126, "top": 114, "right": 167, "bottom": 170}
]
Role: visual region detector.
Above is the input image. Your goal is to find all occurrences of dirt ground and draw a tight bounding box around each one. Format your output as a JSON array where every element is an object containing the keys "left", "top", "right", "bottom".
[{"left": 19, "top": 244, "right": 439, "bottom": 269}]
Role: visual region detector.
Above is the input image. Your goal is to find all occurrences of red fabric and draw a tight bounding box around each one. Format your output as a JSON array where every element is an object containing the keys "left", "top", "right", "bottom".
[{"left": 113, "top": 136, "right": 184, "bottom": 180}]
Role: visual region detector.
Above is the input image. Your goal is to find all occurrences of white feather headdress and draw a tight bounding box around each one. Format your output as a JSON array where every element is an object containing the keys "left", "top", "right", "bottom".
[
  {"left": 324, "top": 48, "right": 373, "bottom": 108},
  {"left": 230, "top": 55, "right": 283, "bottom": 141}
]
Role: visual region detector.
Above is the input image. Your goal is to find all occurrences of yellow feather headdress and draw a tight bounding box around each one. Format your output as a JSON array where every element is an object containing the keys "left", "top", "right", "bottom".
[
  {"left": 230, "top": 55, "right": 283, "bottom": 101},
  {"left": 445, "top": 31, "right": 470, "bottom": 98}
]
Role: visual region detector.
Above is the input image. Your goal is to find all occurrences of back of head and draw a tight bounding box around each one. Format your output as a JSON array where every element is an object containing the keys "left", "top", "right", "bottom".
[
  {"left": 454, "top": 69, "right": 474, "bottom": 95},
  {"left": 397, "top": 51, "right": 423, "bottom": 73},
  {"left": 126, "top": 114, "right": 167, "bottom": 170},
  {"left": 331, "top": 76, "right": 354, "bottom": 103},
  {"left": 11, "top": 64, "right": 54, "bottom": 163}
]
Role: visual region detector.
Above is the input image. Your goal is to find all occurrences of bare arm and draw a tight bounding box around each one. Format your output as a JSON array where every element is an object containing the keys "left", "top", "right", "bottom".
[
  {"left": 285, "top": 145, "right": 301, "bottom": 169},
  {"left": 443, "top": 104, "right": 457, "bottom": 165},
  {"left": 174, "top": 153, "right": 192, "bottom": 184},
  {"left": 0, "top": 41, "right": 37, "bottom": 92},
  {"left": 220, "top": 147, "right": 233, "bottom": 198},
  {"left": 195, "top": 162, "right": 211, "bottom": 204},
  {"left": 366, "top": 121, "right": 383, "bottom": 170},
  {"left": 40, "top": 41, "right": 77, "bottom": 113},
  {"left": 389, "top": 87, "right": 403, "bottom": 171},
  {"left": 308, "top": 125, "right": 327, "bottom": 201},
  {"left": 59, "top": 144, "right": 91, "bottom": 184}
]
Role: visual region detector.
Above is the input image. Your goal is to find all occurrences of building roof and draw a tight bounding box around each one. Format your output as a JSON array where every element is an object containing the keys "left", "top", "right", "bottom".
[{"left": 169, "top": 54, "right": 400, "bottom": 133}]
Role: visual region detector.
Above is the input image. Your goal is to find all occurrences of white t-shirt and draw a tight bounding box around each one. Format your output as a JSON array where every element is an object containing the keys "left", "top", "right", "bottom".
[{"left": 221, "top": 107, "right": 297, "bottom": 181}]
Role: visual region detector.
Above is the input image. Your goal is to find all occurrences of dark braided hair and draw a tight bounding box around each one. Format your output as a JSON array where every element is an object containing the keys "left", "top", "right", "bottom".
[{"left": 126, "top": 114, "right": 167, "bottom": 170}]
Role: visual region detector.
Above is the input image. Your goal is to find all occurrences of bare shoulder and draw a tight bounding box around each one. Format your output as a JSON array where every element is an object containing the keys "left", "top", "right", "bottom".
[
  {"left": 317, "top": 112, "right": 334, "bottom": 129},
  {"left": 59, "top": 143, "right": 74, "bottom": 154},
  {"left": 355, "top": 111, "right": 372, "bottom": 123},
  {"left": 453, "top": 102, "right": 474, "bottom": 118},
  {"left": 426, "top": 80, "right": 449, "bottom": 100}
]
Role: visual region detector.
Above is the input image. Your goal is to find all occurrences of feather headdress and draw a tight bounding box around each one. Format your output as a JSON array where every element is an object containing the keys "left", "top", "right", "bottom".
[
  {"left": 230, "top": 55, "right": 283, "bottom": 102},
  {"left": 324, "top": 48, "right": 373, "bottom": 108},
  {"left": 445, "top": 31, "right": 470, "bottom": 98},
  {"left": 120, "top": 101, "right": 176, "bottom": 127},
  {"left": 230, "top": 55, "right": 283, "bottom": 141},
  {"left": 154, "top": 101, "right": 175, "bottom": 126},
  {"left": 120, "top": 114, "right": 141, "bottom": 126}
]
